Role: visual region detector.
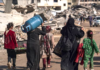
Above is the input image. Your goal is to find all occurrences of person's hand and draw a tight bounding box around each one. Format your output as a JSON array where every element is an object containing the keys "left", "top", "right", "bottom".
[
  {"left": 81, "top": 27, "right": 84, "bottom": 31},
  {"left": 41, "top": 23, "right": 44, "bottom": 26},
  {"left": 64, "top": 23, "right": 66, "bottom": 26}
]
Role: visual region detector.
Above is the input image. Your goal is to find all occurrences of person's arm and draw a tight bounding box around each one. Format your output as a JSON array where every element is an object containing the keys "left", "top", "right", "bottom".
[
  {"left": 60, "top": 27, "right": 65, "bottom": 35},
  {"left": 38, "top": 26, "right": 46, "bottom": 35},
  {"left": 51, "top": 35, "right": 55, "bottom": 48},
  {"left": 82, "top": 38, "right": 87, "bottom": 49},
  {"left": 75, "top": 27, "right": 84, "bottom": 38},
  {"left": 12, "top": 32, "right": 18, "bottom": 48},
  {"left": 93, "top": 40, "right": 99, "bottom": 53},
  {"left": 40, "top": 36, "right": 42, "bottom": 46}
]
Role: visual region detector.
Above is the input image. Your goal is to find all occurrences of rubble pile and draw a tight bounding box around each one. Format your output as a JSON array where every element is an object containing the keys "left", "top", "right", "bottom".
[
  {"left": 12, "top": 3, "right": 35, "bottom": 14},
  {"left": 0, "top": 10, "right": 24, "bottom": 32},
  {"left": 0, "top": 4, "right": 100, "bottom": 47},
  {"left": 0, "top": 9, "right": 24, "bottom": 46}
]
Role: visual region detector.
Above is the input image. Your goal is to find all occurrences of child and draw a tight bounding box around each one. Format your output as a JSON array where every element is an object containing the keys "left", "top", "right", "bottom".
[
  {"left": 4, "top": 22, "right": 18, "bottom": 69},
  {"left": 83, "top": 30, "right": 99, "bottom": 70},
  {"left": 40, "top": 26, "right": 55, "bottom": 70}
]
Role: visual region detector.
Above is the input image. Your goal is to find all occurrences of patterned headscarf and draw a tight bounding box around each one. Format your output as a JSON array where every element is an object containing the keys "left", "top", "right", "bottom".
[{"left": 46, "top": 26, "right": 51, "bottom": 33}]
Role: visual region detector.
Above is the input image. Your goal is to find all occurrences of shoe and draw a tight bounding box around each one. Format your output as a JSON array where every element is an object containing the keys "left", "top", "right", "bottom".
[
  {"left": 12, "top": 67, "right": 16, "bottom": 70},
  {"left": 7, "top": 62, "right": 12, "bottom": 69},
  {"left": 42, "top": 67, "right": 46, "bottom": 70},
  {"left": 25, "top": 67, "right": 30, "bottom": 70}
]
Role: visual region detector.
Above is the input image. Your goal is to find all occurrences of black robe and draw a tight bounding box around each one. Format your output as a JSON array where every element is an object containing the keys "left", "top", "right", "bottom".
[
  {"left": 27, "top": 26, "right": 46, "bottom": 70},
  {"left": 60, "top": 18, "right": 84, "bottom": 70}
]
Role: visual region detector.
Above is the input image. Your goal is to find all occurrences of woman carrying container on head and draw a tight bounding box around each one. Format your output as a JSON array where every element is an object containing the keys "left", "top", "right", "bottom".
[
  {"left": 26, "top": 23, "right": 46, "bottom": 70},
  {"left": 4, "top": 22, "right": 18, "bottom": 69},
  {"left": 40, "top": 26, "right": 55, "bottom": 70}
]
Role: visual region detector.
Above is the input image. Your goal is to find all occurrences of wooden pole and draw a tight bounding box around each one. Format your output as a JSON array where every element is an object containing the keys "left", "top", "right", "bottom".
[{"left": 5, "top": 0, "right": 12, "bottom": 13}]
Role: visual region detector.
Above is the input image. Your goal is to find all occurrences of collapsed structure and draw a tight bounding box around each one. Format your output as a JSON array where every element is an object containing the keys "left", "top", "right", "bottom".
[{"left": 0, "top": 0, "right": 100, "bottom": 47}]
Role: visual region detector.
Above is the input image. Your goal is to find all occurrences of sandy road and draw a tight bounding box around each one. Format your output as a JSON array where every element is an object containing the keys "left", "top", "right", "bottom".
[{"left": 0, "top": 20, "right": 100, "bottom": 70}]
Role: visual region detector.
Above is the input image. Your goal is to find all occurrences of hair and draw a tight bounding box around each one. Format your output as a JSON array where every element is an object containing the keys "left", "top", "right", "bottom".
[
  {"left": 69, "top": 15, "right": 71, "bottom": 18},
  {"left": 87, "top": 30, "right": 93, "bottom": 46},
  {"left": 7, "top": 22, "right": 14, "bottom": 30}
]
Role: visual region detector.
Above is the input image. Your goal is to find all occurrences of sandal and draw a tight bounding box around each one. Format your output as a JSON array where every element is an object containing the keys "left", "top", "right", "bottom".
[
  {"left": 47, "top": 65, "right": 52, "bottom": 68},
  {"left": 42, "top": 67, "right": 46, "bottom": 70}
]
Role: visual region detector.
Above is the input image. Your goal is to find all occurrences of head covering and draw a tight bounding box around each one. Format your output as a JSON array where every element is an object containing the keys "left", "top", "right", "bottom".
[
  {"left": 65, "top": 18, "right": 75, "bottom": 27},
  {"left": 87, "top": 30, "right": 93, "bottom": 37},
  {"left": 46, "top": 26, "right": 51, "bottom": 32},
  {"left": 63, "top": 17, "right": 76, "bottom": 40},
  {"left": 69, "top": 15, "right": 71, "bottom": 18}
]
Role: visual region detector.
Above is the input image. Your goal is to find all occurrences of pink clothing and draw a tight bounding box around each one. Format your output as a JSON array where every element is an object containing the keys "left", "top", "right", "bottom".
[{"left": 75, "top": 43, "right": 84, "bottom": 65}]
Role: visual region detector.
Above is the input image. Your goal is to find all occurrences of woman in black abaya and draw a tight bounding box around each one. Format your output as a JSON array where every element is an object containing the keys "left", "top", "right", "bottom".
[
  {"left": 61, "top": 17, "right": 84, "bottom": 70},
  {"left": 26, "top": 23, "right": 46, "bottom": 70}
]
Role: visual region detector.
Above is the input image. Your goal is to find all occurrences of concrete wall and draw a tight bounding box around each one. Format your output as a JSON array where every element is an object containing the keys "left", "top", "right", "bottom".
[
  {"left": 38, "top": 0, "right": 68, "bottom": 11},
  {"left": 3, "top": 0, "right": 32, "bottom": 5},
  {"left": 17, "top": 0, "right": 31, "bottom": 5},
  {"left": 78, "top": 0, "right": 100, "bottom": 5},
  {"left": 3, "top": 0, "right": 6, "bottom": 3}
]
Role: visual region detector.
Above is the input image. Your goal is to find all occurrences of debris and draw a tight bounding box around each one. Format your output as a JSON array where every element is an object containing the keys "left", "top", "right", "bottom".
[{"left": 12, "top": 3, "right": 35, "bottom": 14}]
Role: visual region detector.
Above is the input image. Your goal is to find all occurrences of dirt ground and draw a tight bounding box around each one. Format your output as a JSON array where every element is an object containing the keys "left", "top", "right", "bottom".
[{"left": 0, "top": 21, "right": 100, "bottom": 70}]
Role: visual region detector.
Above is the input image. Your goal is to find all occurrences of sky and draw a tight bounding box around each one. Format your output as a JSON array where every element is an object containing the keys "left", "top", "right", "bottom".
[{"left": 0, "top": 0, "right": 3, "bottom": 3}]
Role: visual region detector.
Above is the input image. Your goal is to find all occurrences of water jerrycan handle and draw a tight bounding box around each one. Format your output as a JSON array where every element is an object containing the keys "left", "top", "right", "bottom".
[{"left": 21, "top": 25, "right": 26, "bottom": 33}]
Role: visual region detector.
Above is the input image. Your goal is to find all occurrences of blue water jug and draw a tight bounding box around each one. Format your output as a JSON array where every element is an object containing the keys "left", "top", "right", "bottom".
[{"left": 21, "top": 15, "right": 43, "bottom": 33}]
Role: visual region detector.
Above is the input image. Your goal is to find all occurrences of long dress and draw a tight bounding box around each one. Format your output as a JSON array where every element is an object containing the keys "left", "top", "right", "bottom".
[
  {"left": 60, "top": 17, "right": 84, "bottom": 70},
  {"left": 40, "top": 33, "right": 55, "bottom": 67},
  {"left": 61, "top": 26, "right": 84, "bottom": 70},
  {"left": 27, "top": 26, "right": 46, "bottom": 70}
]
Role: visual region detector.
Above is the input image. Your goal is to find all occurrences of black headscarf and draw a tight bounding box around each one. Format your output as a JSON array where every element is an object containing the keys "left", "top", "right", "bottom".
[
  {"left": 61, "top": 18, "right": 76, "bottom": 41},
  {"left": 66, "top": 17, "right": 75, "bottom": 27}
]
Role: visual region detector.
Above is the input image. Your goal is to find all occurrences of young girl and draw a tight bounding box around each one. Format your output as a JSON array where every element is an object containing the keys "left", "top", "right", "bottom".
[
  {"left": 4, "top": 22, "right": 18, "bottom": 69},
  {"left": 83, "top": 30, "right": 99, "bottom": 70},
  {"left": 40, "top": 26, "right": 55, "bottom": 70}
]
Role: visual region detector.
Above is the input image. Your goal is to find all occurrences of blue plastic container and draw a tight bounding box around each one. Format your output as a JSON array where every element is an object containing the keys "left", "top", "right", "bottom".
[{"left": 21, "top": 15, "right": 43, "bottom": 33}]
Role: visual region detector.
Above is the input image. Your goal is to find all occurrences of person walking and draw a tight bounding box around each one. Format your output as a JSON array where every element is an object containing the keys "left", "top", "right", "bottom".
[
  {"left": 60, "top": 17, "right": 84, "bottom": 70},
  {"left": 4, "top": 22, "right": 18, "bottom": 70},
  {"left": 83, "top": 30, "right": 99, "bottom": 70},
  {"left": 88, "top": 15, "right": 93, "bottom": 27},
  {"left": 40, "top": 26, "right": 55, "bottom": 70},
  {"left": 26, "top": 23, "right": 46, "bottom": 70},
  {"left": 80, "top": 15, "right": 83, "bottom": 25}
]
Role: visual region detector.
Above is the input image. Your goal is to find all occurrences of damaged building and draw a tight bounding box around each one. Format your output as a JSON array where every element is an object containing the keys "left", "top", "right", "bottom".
[
  {"left": 2, "top": 0, "right": 69, "bottom": 11},
  {"left": 38, "top": 0, "right": 68, "bottom": 11},
  {"left": 78, "top": 0, "right": 100, "bottom": 6}
]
